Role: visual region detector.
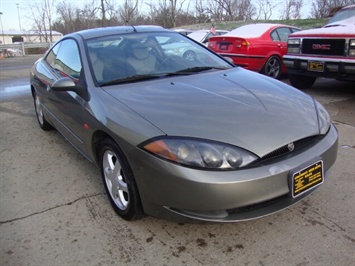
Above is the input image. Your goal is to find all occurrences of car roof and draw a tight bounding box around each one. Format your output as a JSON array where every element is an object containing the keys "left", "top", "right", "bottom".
[
  {"left": 173, "top": 28, "right": 193, "bottom": 32},
  {"left": 66, "top": 25, "right": 171, "bottom": 40},
  {"left": 225, "top": 23, "right": 297, "bottom": 38},
  {"left": 190, "top": 29, "right": 228, "bottom": 33},
  {"left": 187, "top": 29, "right": 228, "bottom": 39}
]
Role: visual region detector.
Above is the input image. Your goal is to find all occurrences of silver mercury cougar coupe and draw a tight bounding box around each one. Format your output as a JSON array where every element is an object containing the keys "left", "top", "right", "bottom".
[{"left": 30, "top": 26, "right": 338, "bottom": 222}]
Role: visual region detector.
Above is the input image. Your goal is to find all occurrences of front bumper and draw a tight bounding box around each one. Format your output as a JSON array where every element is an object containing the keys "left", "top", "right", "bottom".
[
  {"left": 129, "top": 124, "right": 338, "bottom": 222},
  {"left": 283, "top": 55, "right": 355, "bottom": 81}
]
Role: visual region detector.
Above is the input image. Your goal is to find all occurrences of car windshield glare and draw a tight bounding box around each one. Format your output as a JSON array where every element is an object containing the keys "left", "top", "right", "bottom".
[{"left": 86, "top": 32, "right": 232, "bottom": 85}]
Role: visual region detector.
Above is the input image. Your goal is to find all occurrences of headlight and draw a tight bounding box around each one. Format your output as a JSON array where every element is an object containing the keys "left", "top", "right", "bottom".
[
  {"left": 349, "top": 39, "right": 355, "bottom": 56},
  {"left": 287, "top": 38, "right": 301, "bottom": 54},
  {"left": 314, "top": 100, "right": 331, "bottom": 135},
  {"left": 140, "top": 137, "right": 259, "bottom": 170}
]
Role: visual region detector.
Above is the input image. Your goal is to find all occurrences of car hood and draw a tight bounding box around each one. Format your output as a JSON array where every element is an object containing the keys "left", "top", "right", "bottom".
[
  {"left": 290, "top": 23, "right": 355, "bottom": 36},
  {"left": 103, "top": 68, "right": 319, "bottom": 157}
]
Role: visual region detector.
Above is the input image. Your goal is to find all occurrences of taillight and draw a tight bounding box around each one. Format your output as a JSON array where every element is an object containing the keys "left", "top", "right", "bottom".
[
  {"left": 236, "top": 39, "right": 249, "bottom": 48},
  {"left": 208, "top": 42, "right": 215, "bottom": 49}
]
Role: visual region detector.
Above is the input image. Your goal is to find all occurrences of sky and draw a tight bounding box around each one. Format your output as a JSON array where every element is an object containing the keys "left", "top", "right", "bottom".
[
  {"left": 0, "top": 0, "right": 22, "bottom": 31},
  {"left": 0, "top": 0, "right": 313, "bottom": 32}
]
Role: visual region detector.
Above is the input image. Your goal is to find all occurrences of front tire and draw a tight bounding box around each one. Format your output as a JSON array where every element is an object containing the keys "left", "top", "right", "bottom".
[
  {"left": 289, "top": 74, "right": 317, "bottom": 90},
  {"left": 262, "top": 55, "right": 282, "bottom": 79},
  {"left": 33, "top": 91, "right": 53, "bottom": 131},
  {"left": 99, "top": 139, "right": 143, "bottom": 220}
]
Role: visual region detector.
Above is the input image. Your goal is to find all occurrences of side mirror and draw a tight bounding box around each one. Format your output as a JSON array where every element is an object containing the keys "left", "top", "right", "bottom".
[
  {"left": 51, "top": 77, "right": 89, "bottom": 101},
  {"left": 223, "top": 56, "right": 235, "bottom": 65},
  {"left": 52, "top": 77, "right": 76, "bottom": 91}
]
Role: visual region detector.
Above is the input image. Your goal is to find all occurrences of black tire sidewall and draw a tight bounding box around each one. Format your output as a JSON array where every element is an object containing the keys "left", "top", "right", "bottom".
[
  {"left": 264, "top": 56, "right": 281, "bottom": 79},
  {"left": 33, "top": 91, "right": 53, "bottom": 131},
  {"left": 98, "top": 138, "right": 142, "bottom": 220}
]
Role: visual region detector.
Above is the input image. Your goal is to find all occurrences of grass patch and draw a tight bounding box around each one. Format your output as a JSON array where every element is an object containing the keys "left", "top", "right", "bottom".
[{"left": 179, "top": 18, "right": 328, "bottom": 31}]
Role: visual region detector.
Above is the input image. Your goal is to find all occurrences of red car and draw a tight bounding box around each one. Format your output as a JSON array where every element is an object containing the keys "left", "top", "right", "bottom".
[{"left": 208, "top": 23, "right": 300, "bottom": 79}]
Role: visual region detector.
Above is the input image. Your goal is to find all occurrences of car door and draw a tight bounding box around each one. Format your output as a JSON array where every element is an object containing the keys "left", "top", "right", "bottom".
[
  {"left": 46, "top": 38, "right": 88, "bottom": 155},
  {"left": 270, "top": 27, "right": 293, "bottom": 56}
]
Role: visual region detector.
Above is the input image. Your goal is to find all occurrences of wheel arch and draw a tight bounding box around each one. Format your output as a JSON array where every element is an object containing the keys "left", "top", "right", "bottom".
[
  {"left": 30, "top": 84, "right": 36, "bottom": 98},
  {"left": 93, "top": 132, "right": 144, "bottom": 219},
  {"left": 92, "top": 130, "right": 115, "bottom": 165}
]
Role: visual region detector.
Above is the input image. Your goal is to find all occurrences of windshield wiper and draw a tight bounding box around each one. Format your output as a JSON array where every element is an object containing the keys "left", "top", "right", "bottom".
[
  {"left": 101, "top": 74, "right": 162, "bottom": 86},
  {"left": 100, "top": 67, "right": 228, "bottom": 86},
  {"left": 174, "top": 66, "right": 227, "bottom": 74}
]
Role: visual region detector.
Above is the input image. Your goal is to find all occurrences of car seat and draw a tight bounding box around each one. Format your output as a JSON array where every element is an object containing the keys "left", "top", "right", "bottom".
[{"left": 126, "top": 42, "right": 156, "bottom": 74}]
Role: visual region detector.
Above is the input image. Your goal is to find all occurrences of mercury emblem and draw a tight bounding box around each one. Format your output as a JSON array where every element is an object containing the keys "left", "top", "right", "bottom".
[{"left": 287, "top": 143, "right": 295, "bottom": 151}]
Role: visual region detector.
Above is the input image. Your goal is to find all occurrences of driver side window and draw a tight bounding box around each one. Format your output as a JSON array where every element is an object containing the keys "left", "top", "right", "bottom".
[{"left": 50, "top": 39, "right": 82, "bottom": 79}]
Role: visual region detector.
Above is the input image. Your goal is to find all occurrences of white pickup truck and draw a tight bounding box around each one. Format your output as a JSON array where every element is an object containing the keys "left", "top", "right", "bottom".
[{"left": 283, "top": 5, "right": 355, "bottom": 89}]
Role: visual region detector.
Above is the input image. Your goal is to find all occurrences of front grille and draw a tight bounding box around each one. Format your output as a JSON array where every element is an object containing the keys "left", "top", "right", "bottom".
[
  {"left": 302, "top": 38, "right": 345, "bottom": 56},
  {"left": 261, "top": 135, "right": 319, "bottom": 161},
  {"left": 227, "top": 194, "right": 288, "bottom": 214}
]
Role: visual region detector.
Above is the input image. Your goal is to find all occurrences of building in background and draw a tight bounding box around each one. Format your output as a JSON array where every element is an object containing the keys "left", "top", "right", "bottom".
[
  {"left": 0, "top": 30, "right": 63, "bottom": 57},
  {"left": 0, "top": 30, "right": 62, "bottom": 44}
]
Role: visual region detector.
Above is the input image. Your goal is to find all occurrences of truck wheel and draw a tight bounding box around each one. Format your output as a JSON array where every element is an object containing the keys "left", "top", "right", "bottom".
[{"left": 289, "top": 74, "right": 317, "bottom": 90}]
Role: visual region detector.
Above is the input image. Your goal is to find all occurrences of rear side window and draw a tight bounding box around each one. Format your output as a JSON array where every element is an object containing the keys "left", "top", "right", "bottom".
[{"left": 271, "top": 28, "right": 293, "bottom": 42}]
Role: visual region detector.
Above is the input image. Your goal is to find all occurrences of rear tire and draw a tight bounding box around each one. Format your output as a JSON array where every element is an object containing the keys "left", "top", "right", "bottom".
[
  {"left": 262, "top": 55, "right": 282, "bottom": 79},
  {"left": 289, "top": 74, "right": 317, "bottom": 90},
  {"left": 99, "top": 138, "right": 143, "bottom": 220}
]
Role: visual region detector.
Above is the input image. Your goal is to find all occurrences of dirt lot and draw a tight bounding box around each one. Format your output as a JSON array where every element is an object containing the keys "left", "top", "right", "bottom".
[{"left": 1, "top": 56, "right": 354, "bottom": 266}]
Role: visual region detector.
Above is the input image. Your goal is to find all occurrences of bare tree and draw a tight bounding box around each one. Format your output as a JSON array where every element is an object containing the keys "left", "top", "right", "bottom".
[
  {"left": 169, "top": 0, "right": 188, "bottom": 28},
  {"left": 255, "top": 0, "right": 280, "bottom": 20},
  {"left": 79, "top": 1, "right": 100, "bottom": 29},
  {"left": 101, "top": 0, "right": 106, "bottom": 26},
  {"left": 118, "top": 0, "right": 139, "bottom": 25},
  {"left": 29, "top": 0, "right": 55, "bottom": 42},
  {"left": 200, "top": 0, "right": 224, "bottom": 22},
  {"left": 282, "top": 0, "right": 303, "bottom": 20},
  {"left": 311, "top": 0, "right": 355, "bottom": 18},
  {"left": 292, "top": 0, "right": 303, "bottom": 19},
  {"left": 235, "top": 0, "right": 256, "bottom": 20},
  {"left": 146, "top": 0, "right": 171, "bottom": 27},
  {"left": 144, "top": 0, "right": 188, "bottom": 28},
  {"left": 56, "top": 1, "right": 77, "bottom": 33},
  {"left": 213, "top": 0, "right": 236, "bottom": 20}
]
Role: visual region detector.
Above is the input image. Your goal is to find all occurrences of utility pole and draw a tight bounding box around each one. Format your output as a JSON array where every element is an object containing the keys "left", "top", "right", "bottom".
[
  {"left": 0, "top": 12, "right": 5, "bottom": 44},
  {"left": 16, "top": 3, "right": 22, "bottom": 31}
]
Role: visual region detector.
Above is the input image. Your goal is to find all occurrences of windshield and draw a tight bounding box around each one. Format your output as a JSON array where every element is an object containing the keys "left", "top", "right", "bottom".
[
  {"left": 86, "top": 31, "right": 232, "bottom": 86},
  {"left": 326, "top": 6, "right": 355, "bottom": 25}
]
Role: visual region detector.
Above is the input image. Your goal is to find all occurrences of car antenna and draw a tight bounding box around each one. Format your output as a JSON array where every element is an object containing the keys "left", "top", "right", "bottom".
[{"left": 129, "top": 22, "right": 137, "bottom": 32}]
